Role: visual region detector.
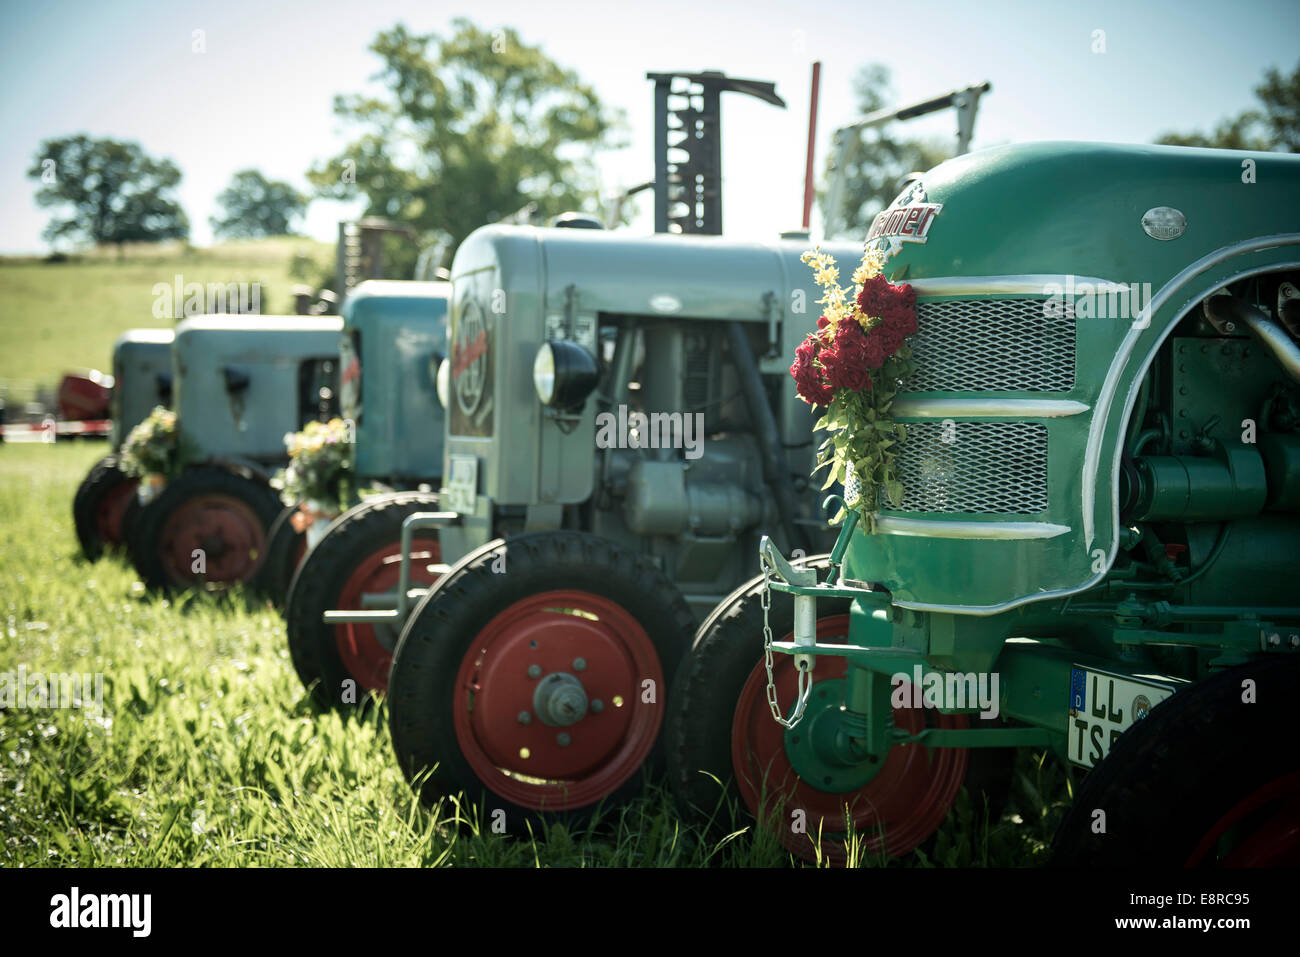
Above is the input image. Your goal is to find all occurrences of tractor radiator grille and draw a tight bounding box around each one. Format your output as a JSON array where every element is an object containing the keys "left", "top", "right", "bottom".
[
  {"left": 885, "top": 421, "right": 1050, "bottom": 515},
  {"left": 902, "top": 298, "right": 1075, "bottom": 393}
]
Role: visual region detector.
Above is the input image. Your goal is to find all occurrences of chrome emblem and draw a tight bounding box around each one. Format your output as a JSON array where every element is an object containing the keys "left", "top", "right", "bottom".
[{"left": 1141, "top": 207, "right": 1187, "bottom": 241}]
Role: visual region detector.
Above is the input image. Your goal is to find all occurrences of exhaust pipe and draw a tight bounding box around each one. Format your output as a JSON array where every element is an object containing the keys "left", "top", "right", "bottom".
[{"left": 1206, "top": 296, "right": 1300, "bottom": 385}]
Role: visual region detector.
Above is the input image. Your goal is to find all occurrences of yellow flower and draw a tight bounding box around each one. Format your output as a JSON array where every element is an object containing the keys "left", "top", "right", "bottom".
[{"left": 851, "top": 246, "right": 885, "bottom": 285}]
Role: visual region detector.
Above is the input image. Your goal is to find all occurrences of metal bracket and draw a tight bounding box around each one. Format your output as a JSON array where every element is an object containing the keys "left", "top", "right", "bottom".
[
  {"left": 762, "top": 290, "right": 781, "bottom": 358},
  {"left": 759, "top": 534, "right": 817, "bottom": 587},
  {"left": 759, "top": 535, "right": 819, "bottom": 673},
  {"left": 322, "top": 510, "right": 460, "bottom": 627},
  {"left": 564, "top": 283, "right": 577, "bottom": 340}
]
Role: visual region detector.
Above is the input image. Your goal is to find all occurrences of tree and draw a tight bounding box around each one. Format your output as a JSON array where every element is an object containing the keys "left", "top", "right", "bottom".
[
  {"left": 211, "top": 169, "right": 308, "bottom": 239},
  {"left": 822, "top": 65, "right": 952, "bottom": 238},
  {"left": 309, "top": 19, "right": 624, "bottom": 264},
  {"left": 27, "top": 135, "right": 189, "bottom": 253},
  {"left": 1156, "top": 60, "right": 1299, "bottom": 152}
]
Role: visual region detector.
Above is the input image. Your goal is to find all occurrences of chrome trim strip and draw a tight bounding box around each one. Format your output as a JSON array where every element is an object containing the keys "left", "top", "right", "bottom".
[
  {"left": 874, "top": 516, "right": 1071, "bottom": 540},
  {"left": 892, "top": 398, "right": 1090, "bottom": 418},
  {"left": 909, "top": 275, "right": 1115, "bottom": 297}
]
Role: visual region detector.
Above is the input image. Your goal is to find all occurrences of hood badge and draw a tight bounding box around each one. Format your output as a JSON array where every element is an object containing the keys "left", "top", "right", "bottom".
[{"left": 1141, "top": 206, "right": 1187, "bottom": 241}]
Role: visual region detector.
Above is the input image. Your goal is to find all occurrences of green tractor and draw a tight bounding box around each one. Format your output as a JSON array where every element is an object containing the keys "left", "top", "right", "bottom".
[
  {"left": 276, "top": 281, "right": 448, "bottom": 682},
  {"left": 125, "top": 315, "right": 342, "bottom": 591},
  {"left": 73, "top": 328, "right": 174, "bottom": 560},
  {"left": 667, "top": 141, "right": 1300, "bottom": 866},
  {"left": 317, "top": 224, "right": 868, "bottom": 826}
]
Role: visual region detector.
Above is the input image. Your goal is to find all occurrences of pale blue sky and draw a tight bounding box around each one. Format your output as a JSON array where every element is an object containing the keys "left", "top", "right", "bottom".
[{"left": 1, "top": 0, "right": 1296, "bottom": 253}]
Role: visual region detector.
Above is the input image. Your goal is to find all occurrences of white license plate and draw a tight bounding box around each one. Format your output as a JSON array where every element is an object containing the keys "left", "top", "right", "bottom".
[
  {"left": 1067, "top": 666, "right": 1174, "bottom": 768},
  {"left": 444, "top": 454, "right": 478, "bottom": 514}
]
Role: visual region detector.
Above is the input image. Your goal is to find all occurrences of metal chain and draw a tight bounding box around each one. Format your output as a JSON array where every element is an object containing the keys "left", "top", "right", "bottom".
[{"left": 760, "top": 563, "right": 813, "bottom": 729}]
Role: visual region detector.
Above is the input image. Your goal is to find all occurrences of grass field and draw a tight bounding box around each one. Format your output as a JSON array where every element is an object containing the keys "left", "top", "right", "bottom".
[
  {"left": 0, "top": 442, "right": 1074, "bottom": 867},
  {"left": 0, "top": 238, "right": 333, "bottom": 405}
]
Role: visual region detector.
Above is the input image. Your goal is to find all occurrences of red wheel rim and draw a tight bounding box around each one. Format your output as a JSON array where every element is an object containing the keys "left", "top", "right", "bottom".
[
  {"left": 96, "top": 477, "right": 138, "bottom": 546},
  {"left": 335, "top": 537, "right": 441, "bottom": 693},
  {"left": 158, "top": 494, "right": 267, "bottom": 587},
  {"left": 452, "top": 590, "right": 663, "bottom": 812},
  {"left": 731, "top": 614, "right": 968, "bottom": 864},
  {"left": 1186, "top": 769, "right": 1300, "bottom": 867}
]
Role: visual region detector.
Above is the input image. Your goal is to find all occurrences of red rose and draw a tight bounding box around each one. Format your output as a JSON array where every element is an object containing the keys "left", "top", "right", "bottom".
[
  {"left": 819, "top": 321, "right": 874, "bottom": 392},
  {"left": 790, "top": 334, "right": 833, "bottom": 406},
  {"left": 857, "top": 275, "right": 915, "bottom": 322}
]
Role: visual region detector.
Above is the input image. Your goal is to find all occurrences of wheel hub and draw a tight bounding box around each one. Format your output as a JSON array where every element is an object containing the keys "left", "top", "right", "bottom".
[
  {"left": 783, "top": 678, "right": 885, "bottom": 792},
  {"left": 454, "top": 590, "right": 663, "bottom": 791},
  {"left": 159, "top": 494, "right": 264, "bottom": 585},
  {"left": 533, "top": 672, "right": 589, "bottom": 727},
  {"left": 201, "top": 534, "right": 228, "bottom": 560},
  {"left": 731, "top": 613, "right": 970, "bottom": 863}
]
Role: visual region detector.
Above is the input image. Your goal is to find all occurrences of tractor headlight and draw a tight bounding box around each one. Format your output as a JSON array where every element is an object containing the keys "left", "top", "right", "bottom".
[
  {"left": 533, "top": 340, "right": 598, "bottom": 409},
  {"left": 436, "top": 357, "right": 450, "bottom": 409}
]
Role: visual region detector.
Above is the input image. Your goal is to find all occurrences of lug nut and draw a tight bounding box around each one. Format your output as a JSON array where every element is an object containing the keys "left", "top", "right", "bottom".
[
  {"left": 557, "top": 733, "right": 571, "bottom": 747},
  {"left": 518, "top": 711, "right": 532, "bottom": 725},
  {"left": 573, "top": 658, "right": 586, "bottom": 672},
  {"left": 527, "top": 664, "right": 542, "bottom": 679},
  {"left": 590, "top": 699, "right": 604, "bottom": 713},
  {"left": 1291, "top": 634, "right": 1299, "bottom": 648},
  {"left": 1269, "top": 633, "right": 1281, "bottom": 646}
]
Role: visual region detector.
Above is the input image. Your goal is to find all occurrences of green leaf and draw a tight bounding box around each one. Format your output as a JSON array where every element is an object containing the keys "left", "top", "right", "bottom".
[{"left": 885, "top": 480, "right": 904, "bottom": 506}]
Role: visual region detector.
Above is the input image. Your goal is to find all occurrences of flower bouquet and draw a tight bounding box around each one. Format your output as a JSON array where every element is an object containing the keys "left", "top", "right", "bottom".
[
  {"left": 271, "top": 418, "right": 354, "bottom": 545},
  {"left": 790, "top": 246, "right": 918, "bottom": 529},
  {"left": 119, "top": 406, "right": 181, "bottom": 501}
]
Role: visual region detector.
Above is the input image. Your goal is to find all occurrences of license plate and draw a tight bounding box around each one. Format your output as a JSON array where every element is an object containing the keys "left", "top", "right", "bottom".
[
  {"left": 444, "top": 454, "right": 478, "bottom": 514},
  {"left": 1067, "top": 666, "right": 1174, "bottom": 768}
]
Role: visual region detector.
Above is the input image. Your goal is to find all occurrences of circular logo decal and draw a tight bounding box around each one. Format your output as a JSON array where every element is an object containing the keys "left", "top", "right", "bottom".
[
  {"left": 1132, "top": 694, "right": 1152, "bottom": 721},
  {"left": 452, "top": 299, "right": 489, "bottom": 417}
]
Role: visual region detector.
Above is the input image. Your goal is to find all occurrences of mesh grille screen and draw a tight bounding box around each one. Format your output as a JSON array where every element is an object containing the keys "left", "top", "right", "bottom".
[
  {"left": 885, "top": 421, "right": 1049, "bottom": 515},
  {"left": 901, "top": 298, "right": 1075, "bottom": 393}
]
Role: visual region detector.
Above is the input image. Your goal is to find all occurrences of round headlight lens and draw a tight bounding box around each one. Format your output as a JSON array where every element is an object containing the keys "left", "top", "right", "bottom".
[
  {"left": 533, "top": 343, "right": 557, "bottom": 405},
  {"left": 436, "top": 357, "right": 451, "bottom": 409},
  {"left": 533, "top": 341, "right": 598, "bottom": 409}
]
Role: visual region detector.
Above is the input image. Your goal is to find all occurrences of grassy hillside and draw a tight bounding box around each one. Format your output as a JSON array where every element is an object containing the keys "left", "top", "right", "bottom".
[{"left": 0, "top": 237, "right": 333, "bottom": 404}]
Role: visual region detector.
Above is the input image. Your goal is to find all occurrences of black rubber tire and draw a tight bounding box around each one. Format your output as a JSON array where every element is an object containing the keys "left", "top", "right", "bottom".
[
  {"left": 120, "top": 495, "right": 142, "bottom": 551},
  {"left": 667, "top": 558, "right": 1014, "bottom": 862},
  {"left": 388, "top": 531, "right": 697, "bottom": 828},
  {"left": 1049, "top": 654, "right": 1300, "bottom": 867},
  {"left": 72, "top": 455, "right": 136, "bottom": 561},
  {"left": 284, "top": 492, "right": 441, "bottom": 709},
  {"left": 255, "top": 504, "right": 308, "bottom": 611},
  {"left": 126, "top": 465, "right": 282, "bottom": 591}
]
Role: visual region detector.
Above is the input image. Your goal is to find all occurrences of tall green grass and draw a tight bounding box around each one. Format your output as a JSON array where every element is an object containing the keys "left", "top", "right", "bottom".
[{"left": 0, "top": 443, "right": 1069, "bottom": 867}]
